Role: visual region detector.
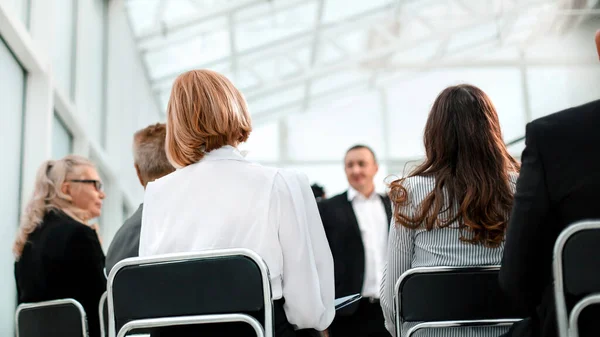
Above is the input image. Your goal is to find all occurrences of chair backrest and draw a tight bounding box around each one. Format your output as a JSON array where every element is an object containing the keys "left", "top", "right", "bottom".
[
  {"left": 395, "top": 266, "right": 522, "bottom": 335},
  {"left": 98, "top": 291, "right": 108, "bottom": 337},
  {"left": 553, "top": 220, "right": 600, "bottom": 337},
  {"left": 107, "top": 248, "right": 273, "bottom": 337},
  {"left": 16, "top": 298, "right": 88, "bottom": 337}
]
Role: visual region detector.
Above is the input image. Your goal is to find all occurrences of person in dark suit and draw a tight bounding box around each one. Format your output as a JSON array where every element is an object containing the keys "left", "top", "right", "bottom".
[
  {"left": 311, "top": 183, "right": 326, "bottom": 201},
  {"left": 14, "top": 155, "right": 107, "bottom": 337},
  {"left": 105, "top": 123, "right": 174, "bottom": 273},
  {"left": 318, "top": 145, "right": 392, "bottom": 337},
  {"left": 499, "top": 30, "right": 600, "bottom": 337}
]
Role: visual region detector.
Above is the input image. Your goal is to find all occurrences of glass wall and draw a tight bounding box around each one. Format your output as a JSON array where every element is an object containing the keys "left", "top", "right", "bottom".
[
  {"left": 0, "top": 1, "right": 161, "bottom": 333},
  {"left": 52, "top": 0, "right": 77, "bottom": 97},
  {"left": 52, "top": 113, "right": 74, "bottom": 159},
  {"left": 77, "top": 0, "right": 108, "bottom": 145},
  {"left": 0, "top": 37, "right": 25, "bottom": 336}
]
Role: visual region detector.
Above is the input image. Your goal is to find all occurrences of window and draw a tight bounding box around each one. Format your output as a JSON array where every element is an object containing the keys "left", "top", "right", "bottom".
[
  {"left": 52, "top": 0, "right": 77, "bottom": 97},
  {"left": 52, "top": 113, "right": 74, "bottom": 159},
  {"left": 0, "top": 37, "right": 25, "bottom": 336},
  {"left": 77, "top": 0, "right": 108, "bottom": 145}
]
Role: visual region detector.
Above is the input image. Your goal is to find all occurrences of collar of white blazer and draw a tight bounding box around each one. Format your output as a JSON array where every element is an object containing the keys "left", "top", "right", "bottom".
[{"left": 201, "top": 145, "right": 248, "bottom": 162}]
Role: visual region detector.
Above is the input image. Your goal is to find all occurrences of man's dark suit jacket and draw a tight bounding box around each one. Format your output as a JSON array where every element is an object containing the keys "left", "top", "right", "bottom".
[
  {"left": 105, "top": 204, "right": 143, "bottom": 273},
  {"left": 15, "top": 209, "right": 106, "bottom": 337},
  {"left": 318, "top": 191, "right": 392, "bottom": 315},
  {"left": 499, "top": 99, "right": 600, "bottom": 337}
]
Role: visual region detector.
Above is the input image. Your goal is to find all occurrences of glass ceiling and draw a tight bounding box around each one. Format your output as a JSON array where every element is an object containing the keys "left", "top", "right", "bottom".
[{"left": 125, "top": 0, "right": 599, "bottom": 126}]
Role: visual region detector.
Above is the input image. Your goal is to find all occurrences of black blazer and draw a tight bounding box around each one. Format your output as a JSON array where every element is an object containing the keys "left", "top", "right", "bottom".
[
  {"left": 106, "top": 203, "right": 143, "bottom": 273},
  {"left": 499, "top": 99, "right": 600, "bottom": 337},
  {"left": 15, "top": 209, "right": 106, "bottom": 337},
  {"left": 318, "top": 191, "right": 392, "bottom": 315}
]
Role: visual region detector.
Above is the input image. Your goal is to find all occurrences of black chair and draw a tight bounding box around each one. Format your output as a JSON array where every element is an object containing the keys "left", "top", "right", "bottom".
[
  {"left": 107, "top": 248, "right": 273, "bottom": 337},
  {"left": 98, "top": 291, "right": 108, "bottom": 337},
  {"left": 553, "top": 220, "right": 600, "bottom": 337},
  {"left": 395, "top": 266, "right": 522, "bottom": 337},
  {"left": 16, "top": 298, "right": 88, "bottom": 337}
]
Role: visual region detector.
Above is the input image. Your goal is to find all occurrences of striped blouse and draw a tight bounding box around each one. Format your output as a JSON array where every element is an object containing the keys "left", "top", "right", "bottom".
[{"left": 380, "top": 173, "right": 518, "bottom": 337}]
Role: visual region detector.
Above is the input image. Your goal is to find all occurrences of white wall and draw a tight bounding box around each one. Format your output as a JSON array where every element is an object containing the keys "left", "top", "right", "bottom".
[
  {"left": 0, "top": 0, "right": 159, "bottom": 333},
  {"left": 0, "top": 36, "right": 25, "bottom": 337},
  {"left": 104, "top": 0, "right": 162, "bottom": 243}
]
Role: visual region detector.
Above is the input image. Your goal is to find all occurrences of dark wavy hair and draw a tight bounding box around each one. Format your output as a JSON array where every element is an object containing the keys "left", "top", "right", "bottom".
[{"left": 389, "top": 84, "right": 519, "bottom": 248}]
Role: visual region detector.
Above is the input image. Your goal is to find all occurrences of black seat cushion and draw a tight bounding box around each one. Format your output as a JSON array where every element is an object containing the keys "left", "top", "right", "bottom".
[
  {"left": 18, "top": 302, "right": 86, "bottom": 337},
  {"left": 401, "top": 269, "right": 522, "bottom": 322},
  {"left": 112, "top": 255, "right": 265, "bottom": 332},
  {"left": 563, "top": 230, "right": 600, "bottom": 297}
]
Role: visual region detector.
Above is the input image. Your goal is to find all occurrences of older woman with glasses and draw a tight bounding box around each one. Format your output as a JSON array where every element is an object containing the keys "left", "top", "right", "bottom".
[{"left": 14, "top": 155, "right": 107, "bottom": 337}]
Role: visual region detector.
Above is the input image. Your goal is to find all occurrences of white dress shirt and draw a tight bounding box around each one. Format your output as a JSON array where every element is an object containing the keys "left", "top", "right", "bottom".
[
  {"left": 347, "top": 187, "right": 388, "bottom": 299},
  {"left": 139, "top": 146, "right": 335, "bottom": 330}
]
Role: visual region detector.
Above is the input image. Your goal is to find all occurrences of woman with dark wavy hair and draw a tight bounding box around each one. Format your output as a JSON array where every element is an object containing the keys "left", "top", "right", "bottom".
[{"left": 379, "top": 84, "right": 520, "bottom": 337}]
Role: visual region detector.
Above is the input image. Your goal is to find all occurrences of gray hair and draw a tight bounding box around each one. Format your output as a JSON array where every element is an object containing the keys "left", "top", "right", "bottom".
[
  {"left": 14, "top": 155, "right": 94, "bottom": 259},
  {"left": 133, "top": 123, "right": 174, "bottom": 183}
]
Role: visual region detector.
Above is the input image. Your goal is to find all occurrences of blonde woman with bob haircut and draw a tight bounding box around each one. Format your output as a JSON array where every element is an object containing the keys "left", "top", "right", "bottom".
[
  {"left": 14, "top": 155, "right": 107, "bottom": 337},
  {"left": 139, "top": 69, "right": 335, "bottom": 337}
]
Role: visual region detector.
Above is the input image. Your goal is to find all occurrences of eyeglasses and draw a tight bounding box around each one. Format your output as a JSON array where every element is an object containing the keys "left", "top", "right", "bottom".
[{"left": 69, "top": 179, "right": 104, "bottom": 192}]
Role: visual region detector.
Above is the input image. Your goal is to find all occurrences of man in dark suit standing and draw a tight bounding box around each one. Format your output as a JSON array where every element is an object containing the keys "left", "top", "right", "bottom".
[
  {"left": 105, "top": 123, "right": 174, "bottom": 273},
  {"left": 319, "top": 145, "right": 392, "bottom": 337},
  {"left": 499, "top": 30, "right": 600, "bottom": 337}
]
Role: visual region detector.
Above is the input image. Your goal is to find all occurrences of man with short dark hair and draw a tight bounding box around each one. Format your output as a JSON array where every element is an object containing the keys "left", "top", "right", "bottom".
[
  {"left": 318, "top": 145, "right": 392, "bottom": 337},
  {"left": 105, "top": 123, "right": 175, "bottom": 273}
]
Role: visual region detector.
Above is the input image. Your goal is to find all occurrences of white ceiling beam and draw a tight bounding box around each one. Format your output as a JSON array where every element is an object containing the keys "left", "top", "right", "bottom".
[
  {"left": 250, "top": 1, "right": 599, "bottom": 126},
  {"left": 324, "top": 36, "right": 350, "bottom": 57},
  {"left": 136, "top": 0, "right": 267, "bottom": 42},
  {"left": 187, "top": 0, "right": 205, "bottom": 9},
  {"left": 243, "top": 0, "right": 550, "bottom": 101},
  {"left": 138, "top": 0, "right": 312, "bottom": 51},
  {"left": 251, "top": 54, "right": 599, "bottom": 126},
  {"left": 150, "top": 3, "right": 395, "bottom": 89},
  {"left": 384, "top": 56, "right": 599, "bottom": 69},
  {"left": 252, "top": 78, "right": 370, "bottom": 125},
  {"left": 152, "top": 0, "right": 167, "bottom": 28},
  {"left": 287, "top": 54, "right": 309, "bottom": 73},
  {"left": 147, "top": 0, "right": 599, "bottom": 124},
  {"left": 246, "top": 64, "right": 265, "bottom": 87}
]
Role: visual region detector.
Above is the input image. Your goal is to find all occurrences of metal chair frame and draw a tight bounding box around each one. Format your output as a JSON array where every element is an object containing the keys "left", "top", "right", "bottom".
[
  {"left": 15, "top": 298, "right": 88, "bottom": 337},
  {"left": 553, "top": 220, "right": 600, "bottom": 337},
  {"left": 116, "top": 313, "right": 264, "bottom": 337},
  {"left": 107, "top": 248, "right": 273, "bottom": 337},
  {"left": 394, "top": 266, "right": 520, "bottom": 337},
  {"left": 98, "top": 291, "right": 107, "bottom": 337}
]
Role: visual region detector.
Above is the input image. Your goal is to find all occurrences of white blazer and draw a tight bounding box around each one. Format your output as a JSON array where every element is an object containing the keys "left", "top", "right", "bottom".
[{"left": 139, "top": 145, "right": 335, "bottom": 330}]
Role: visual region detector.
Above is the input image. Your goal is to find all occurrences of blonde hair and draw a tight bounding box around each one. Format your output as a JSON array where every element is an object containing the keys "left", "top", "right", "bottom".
[
  {"left": 165, "top": 69, "right": 252, "bottom": 168},
  {"left": 133, "top": 123, "right": 174, "bottom": 183},
  {"left": 14, "top": 155, "right": 94, "bottom": 259}
]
